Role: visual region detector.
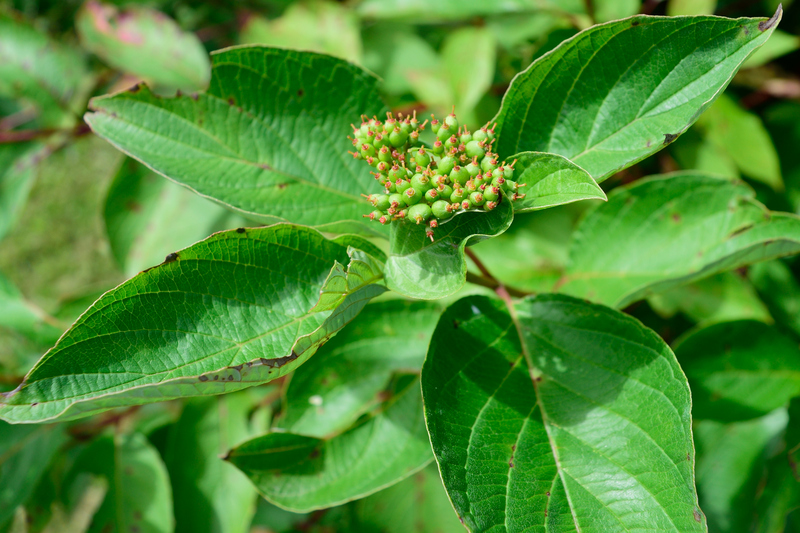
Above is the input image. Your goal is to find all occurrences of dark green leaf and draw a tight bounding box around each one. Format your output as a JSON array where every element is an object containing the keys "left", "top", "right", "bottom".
[
  {"left": 0, "top": 224, "right": 385, "bottom": 423},
  {"left": 694, "top": 409, "right": 787, "bottom": 533},
  {"left": 559, "top": 173, "right": 800, "bottom": 308},
  {"left": 385, "top": 198, "right": 513, "bottom": 299},
  {"left": 509, "top": 151, "right": 606, "bottom": 212},
  {"left": 0, "top": 11, "right": 87, "bottom": 126},
  {"left": 0, "top": 423, "right": 65, "bottom": 529},
  {"left": 277, "top": 300, "right": 443, "bottom": 438},
  {"left": 67, "top": 432, "right": 173, "bottom": 533},
  {"left": 104, "top": 158, "right": 247, "bottom": 277},
  {"left": 226, "top": 376, "right": 432, "bottom": 512},
  {"left": 750, "top": 260, "right": 800, "bottom": 338},
  {"left": 85, "top": 47, "right": 388, "bottom": 233},
  {"left": 674, "top": 320, "right": 800, "bottom": 421},
  {"left": 493, "top": 9, "right": 782, "bottom": 182},
  {"left": 165, "top": 393, "right": 257, "bottom": 533},
  {"left": 422, "top": 294, "right": 703, "bottom": 531}
]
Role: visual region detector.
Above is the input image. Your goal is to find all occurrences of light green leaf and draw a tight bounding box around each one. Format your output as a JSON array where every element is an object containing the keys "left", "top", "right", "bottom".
[
  {"left": 0, "top": 11, "right": 87, "bottom": 126},
  {"left": 239, "top": 2, "right": 362, "bottom": 64},
  {"left": 674, "top": 320, "right": 800, "bottom": 421},
  {"left": 670, "top": 128, "right": 740, "bottom": 179},
  {"left": 277, "top": 300, "right": 443, "bottom": 438},
  {"left": 0, "top": 271, "right": 62, "bottom": 346},
  {"left": 0, "top": 423, "right": 65, "bottom": 529},
  {"left": 357, "top": 0, "right": 585, "bottom": 22},
  {"left": 384, "top": 198, "right": 514, "bottom": 299},
  {"left": 354, "top": 465, "right": 465, "bottom": 533},
  {"left": 361, "top": 26, "right": 439, "bottom": 97},
  {"left": 750, "top": 260, "right": 800, "bottom": 338},
  {"left": 165, "top": 393, "right": 257, "bottom": 533},
  {"left": 85, "top": 47, "right": 388, "bottom": 233},
  {"left": 442, "top": 27, "right": 496, "bottom": 117},
  {"left": 104, "top": 158, "right": 247, "bottom": 277},
  {"left": 743, "top": 29, "right": 800, "bottom": 68},
  {"left": 694, "top": 409, "right": 788, "bottom": 533},
  {"left": 509, "top": 151, "right": 606, "bottom": 212},
  {"left": 0, "top": 224, "right": 386, "bottom": 423},
  {"left": 696, "top": 93, "right": 782, "bottom": 190},
  {"left": 593, "top": 0, "right": 639, "bottom": 23},
  {"left": 493, "top": 9, "right": 782, "bottom": 182},
  {"left": 76, "top": 1, "right": 210, "bottom": 91},
  {"left": 558, "top": 173, "right": 800, "bottom": 308},
  {"left": 753, "top": 398, "right": 800, "bottom": 533},
  {"left": 422, "top": 294, "right": 704, "bottom": 531},
  {"left": 667, "top": 0, "right": 717, "bottom": 16},
  {"left": 648, "top": 272, "right": 771, "bottom": 326},
  {"left": 67, "top": 432, "right": 174, "bottom": 533},
  {"left": 226, "top": 375, "right": 432, "bottom": 512},
  {"left": 0, "top": 143, "right": 47, "bottom": 243}
]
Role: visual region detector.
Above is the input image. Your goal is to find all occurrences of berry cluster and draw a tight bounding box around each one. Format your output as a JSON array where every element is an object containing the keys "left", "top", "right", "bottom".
[{"left": 349, "top": 110, "right": 524, "bottom": 240}]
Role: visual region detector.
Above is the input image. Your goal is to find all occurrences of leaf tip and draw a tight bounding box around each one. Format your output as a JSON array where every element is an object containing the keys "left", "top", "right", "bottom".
[{"left": 759, "top": 4, "right": 782, "bottom": 32}]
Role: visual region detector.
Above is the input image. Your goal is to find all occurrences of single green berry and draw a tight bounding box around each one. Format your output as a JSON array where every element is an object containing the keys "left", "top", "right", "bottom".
[
  {"left": 438, "top": 184, "right": 454, "bottom": 199},
  {"left": 444, "top": 135, "right": 459, "bottom": 152},
  {"left": 465, "top": 158, "right": 481, "bottom": 178},
  {"left": 503, "top": 164, "right": 514, "bottom": 180},
  {"left": 411, "top": 148, "right": 431, "bottom": 169},
  {"left": 384, "top": 180, "right": 397, "bottom": 193},
  {"left": 363, "top": 210, "right": 383, "bottom": 221},
  {"left": 473, "top": 128, "right": 488, "bottom": 143},
  {"left": 373, "top": 133, "right": 389, "bottom": 150},
  {"left": 373, "top": 194, "right": 391, "bottom": 211},
  {"left": 450, "top": 188, "right": 467, "bottom": 203},
  {"left": 395, "top": 179, "right": 411, "bottom": 194},
  {"left": 486, "top": 124, "right": 496, "bottom": 142},
  {"left": 389, "top": 128, "right": 408, "bottom": 148},
  {"left": 470, "top": 191, "right": 485, "bottom": 206},
  {"left": 465, "top": 179, "right": 478, "bottom": 193},
  {"left": 432, "top": 140, "right": 445, "bottom": 156},
  {"left": 388, "top": 165, "right": 405, "bottom": 182},
  {"left": 485, "top": 200, "right": 498, "bottom": 211},
  {"left": 408, "top": 130, "right": 420, "bottom": 145},
  {"left": 503, "top": 180, "right": 518, "bottom": 192},
  {"left": 481, "top": 154, "right": 498, "bottom": 173},
  {"left": 444, "top": 113, "right": 459, "bottom": 131},
  {"left": 483, "top": 186, "right": 499, "bottom": 202},
  {"left": 461, "top": 198, "right": 473, "bottom": 210},
  {"left": 491, "top": 175, "right": 506, "bottom": 188},
  {"left": 399, "top": 118, "right": 412, "bottom": 135},
  {"left": 436, "top": 122, "right": 452, "bottom": 141},
  {"left": 409, "top": 203, "right": 432, "bottom": 224},
  {"left": 402, "top": 187, "right": 423, "bottom": 206},
  {"left": 459, "top": 132, "right": 473, "bottom": 145},
  {"left": 430, "top": 117, "right": 441, "bottom": 134},
  {"left": 388, "top": 193, "right": 404, "bottom": 209},
  {"left": 431, "top": 200, "right": 453, "bottom": 219},
  {"left": 395, "top": 208, "right": 408, "bottom": 220},
  {"left": 424, "top": 188, "right": 439, "bottom": 203},
  {"left": 449, "top": 165, "right": 469, "bottom": 186},
  {"left": 360, "top": 143, "right": 376, "bottom": 158},
  {"left": 411, "top": 173, "right": 432, "bottom": 192},
  {"left": 465, "top": 140, "right": 485, "bottom": 159},
  {"left": 437, "top": 155, "right": 456, "bottom": 176}
]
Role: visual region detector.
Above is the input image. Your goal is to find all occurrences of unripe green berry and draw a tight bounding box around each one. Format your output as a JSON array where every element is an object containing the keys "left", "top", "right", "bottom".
[
  {"left": 444, "top": 135, "right": 459, "bottom": 152},
  {"left": 450, "top": 165, "right": 469, "bottom": 186},
  {"left": 491, "top": 175, "right": 506, "bottom": 188},
  {"left": 432, "top": 140, "right": 445, "bottom": 156},
  {"left": 389, "top": 128, "right": 408, "bottom": 148},
  {"left": 430, "top": 118, "right": 441, "bottom": 134},
  {"left": 363, "top": 210, "right": 383, "bottom": 221},
  {"left": 444, "top": 113, "right": 458, "bottom": 131},
  {"left": 411, "top": 148, "right": 431, "bottom": 169},
  {"left": 437, "top": 155, "right": 456, "bottom": 176},
  {"left": 470, "top": 191, "right": 485, "bottom": 206},
  {"left": 399, "top": 119, "right": 412, "bottom": 135},
  {"left": 465, "top": 179, "right": 478, "bottom": 193},
  {"left": 461, "top": 199, "right": 473, "bottom": 210},
  {"left": 384, "top": 180, "right": 397, "bottom": 193},
  {"left": 504, "top": 180, "right": 518, "bottom": 192},
  {"left": 436, "top": 122, "right": 452, "bottom": 141},
  {"left": 465, "top": 159, "right": 481, "bottom": 178},
  {"left": 485, "top": 200, "right": 498, "bottom": 211},
  {"left": 388, "top": 165, "right": 405, "bottom": 182},
  {"left": 395, "top": 179, "right": 411, "bottom": 194},
  {"left": 360, "top": 143, "right": 375, "bottom": 158},
  {"left": 483, "top": 186, "right": 499, "bottom": 202},
  {"left": 424, "top": 188, "right": 439, "bottom": 203},
  {"left": 431, "top": 200, "right": 453, "bottom": 219},
  {"left": 395, "top": 208, "right": 408, "bottom": 219},
  {"left": 409, "top": 203, "right": 432, "bottom": 224},
  {"left": 450, "top": 188, "right": 467, "bottom": 203},
  {"left": 473, "top": 128, "right": 488, "bottom": 143},
  {"left": 438, "top": 184, "right": 453, "bottom": 199},
  {"left": 373, "top": 194, "right": 391, "bottom": 211},
  {"left": 388, "top": 193, "right": 404, "bottom": 209},
  {"left": 460, "top": 132, "right": 473, "bottom": 144},
  {"left": 402, "top": 187, "right": 423, "bottom": 206},
  {"left": 411, "top": 173, "right": 432, "bottom": 192},
  {"left": 465, "top": 140, "right": 485, "bottom": 159},
  {"left": 503, "top": 165, "right": 514, "bottom": 180},
  {"left": 481, "top": 154, "right": 498, "bottom": 173},
  {"left": 408, "top": 130, "right": 420, "bottom": 145},
  {"left": 373, "top": 133, "right": 389, "bottom": 150}
]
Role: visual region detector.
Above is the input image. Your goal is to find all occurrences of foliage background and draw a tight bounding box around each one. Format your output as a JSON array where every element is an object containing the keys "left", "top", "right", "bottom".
[{"left": 0, "top": 0, "right": 799, "bottom": 531}]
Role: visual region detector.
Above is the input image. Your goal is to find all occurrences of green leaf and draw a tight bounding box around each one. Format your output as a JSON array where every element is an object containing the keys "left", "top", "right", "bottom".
[
  {"left": 67, "top": 432, "right": 174, "bottom": 533},
  {"left": 0, "top": 423, "right": 65, "bottom": 529},
  {"left": 694, "top": 409, "right": 788, "bottom": 533},
  {"left": 104, "top": 158, "right": 247, "bottom": 277},
  {"left": 493, "top": 8, "right": 782, "bottom": 182},
  {"left": 239, "top": 3, "right": 362, "bottom": 64},
  {"left": 277, "top": 300, "right": 443, "bottom": 438},
  {"left": 0, "top": 11, "right": 87, "bottom": 126},
  {"left": 674, "top": 320, "right": 800, "bottom": 421},
  {"left": 385, "top": 199, "right": 514, "bottom": 299},
  {"left": 667, "top": 0, "right": 717, "bottom": 16},
  {"left": 0, "top": 224, "right": 386, "bottom": 423},
  {"left": 593, "top": 0, "right": 639, "bottom": 23},
  {"left": 441, "top": 27, "right": 496, "bottom": 118},
  {"left": 422, "top": 294, "right": 704, "bottom": 531},
  {"left": 357, "top": 0, "right": 585, "bottom": 22},
  {"left": 696, "top": 93, "right": 783, "bottom": 190},
  {"left": 0, "top": 143, "right": 47, "bottom": 243},
  {"left": 742, "top": 29, "right": 800, "bottom": 68},
  {"left": 752, "top": 398, "right": 800, "bottom": 533},
  {"left": 558, "top": 173, "right": 800, "bottom": 308},
  {"left": 509, "top": 151, "right": 606, "bottom": 212},
  {"left": 750, "top": 260, "right": 800, "bottom": 338},
  {"left": 0, "top": 271, "right": 62, "bottom": 346},
  {"left": 648, "top": 272, "right": 771, "bottom": 326},
  {"left": 85, "top": 46, "right": 388, "bottom": 233},
  {"left": 76, "top": 1, "right": 210, "bottom": 91},
  {"left": 354, "top": 465, "right": 465, "bottom": 533},
  {"left": 165, "top": 393, "right": 257, "bottom": 533},
  {"left": 226, "top": 375, "right": 432, "bottom": 512}
]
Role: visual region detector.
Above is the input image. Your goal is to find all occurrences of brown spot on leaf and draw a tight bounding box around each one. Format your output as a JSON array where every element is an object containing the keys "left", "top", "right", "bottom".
[
  {"left": 297, "top": 89, "right": 304, "bottom": 97},
  {"left": 236, "top": 227, "right": 246, "bottom": 234},
  {"left": 164, "top": 252, "right": 178, "bottom": 263},
  {"left": 278, "top": 183, "right": 287, "bottom": 189},
  {"left": 759, "top": 5, "right": 782, "bottom": 31},
  {"left": 453, "top": 320, "right": 459, "bottom": 329},
  {"left": 671, "top": 213, "right": 681, "bottom": 223},
  {"left": 646, "top": 139, "right": 651, "bottom": 148},
  {"left": 631, "top": 19, "right": 640, "bottom": 26},
  {"left": 228, "top": 97, "right": 236, "bottom": 105},
  {"left": 199, "top": 375, "right": 209, "bottom": 382},
  {"left": 663, "top": 133, "right": 678, "bottom": 145},
  {"left": 227, "top": 375, "right": 234, "bottom": 381},
  {"left": 129, "top": 84, "right": 140, "bottom": 93},
  {"left": 125, "top": 200, "right": 142, "bottom": 212},
  {"left": 191, "top": 93, "right": 198, "bottom": 101},
  {"left": 693, "top": 509, "right": 703, "bottom": 522},
  {"left": 309, "top": 448, "right": 320, "bottom": 459}
]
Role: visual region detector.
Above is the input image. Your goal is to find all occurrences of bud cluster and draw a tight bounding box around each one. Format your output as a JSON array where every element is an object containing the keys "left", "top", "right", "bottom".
[{"left": 349, "top": 109, "right": 524, "bottom": 240}]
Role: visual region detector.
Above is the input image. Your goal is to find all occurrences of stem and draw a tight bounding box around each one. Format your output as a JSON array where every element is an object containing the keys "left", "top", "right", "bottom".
[
  {"left": 0, "top": 122, "right": 91, "bottom": 144},
  {"left": 464, "top": 248, "right": 533, "bottom": 298}
]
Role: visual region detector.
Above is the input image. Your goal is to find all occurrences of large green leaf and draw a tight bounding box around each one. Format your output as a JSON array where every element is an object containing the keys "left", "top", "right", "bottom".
[
  {"left": 493, "top": 8, "right": 782, "bottom": 182},
  {"left": 165, "top": 393, "right": 257, "bottom": 533},
  {"left": 674, "top": 320, "right": 800, "bottom": 422},
  {"left": 85, "top": 46, "right": 388, "bottom": 233},
  {"left": 67, "top": 432, "right": 174, "bottom": 533},
  {"left": 104, "top": 158, "right": 246, "bottom": 277},
  {"left": 0, "top": 11, "right": 87, "bottom": 126},
  {"left": 76, "top": 1, "right": 210, "bottom": 91},
  {"left": 226, "top": 375, "right": 432, "bottom": 512},
  {"left": 558, "top": 173, "right": 800, "bottom": 308},
  {"left": 509, "top": 151, "right": 606, "bottom": 212},
  {"left": 0, "top": 224, "right": 385, "bottom": 423},
  {"left": 422, "top": 294, "right": 704, "bottom": 531},
  {"left": 277, "top": 300, "right": 443, "bottom": 438},
  {"left": 0, "top": 422, "right": 65, "bottom": 529},
  {"left": 385, "top": 198, "right": 514, "bottom": 299}
]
